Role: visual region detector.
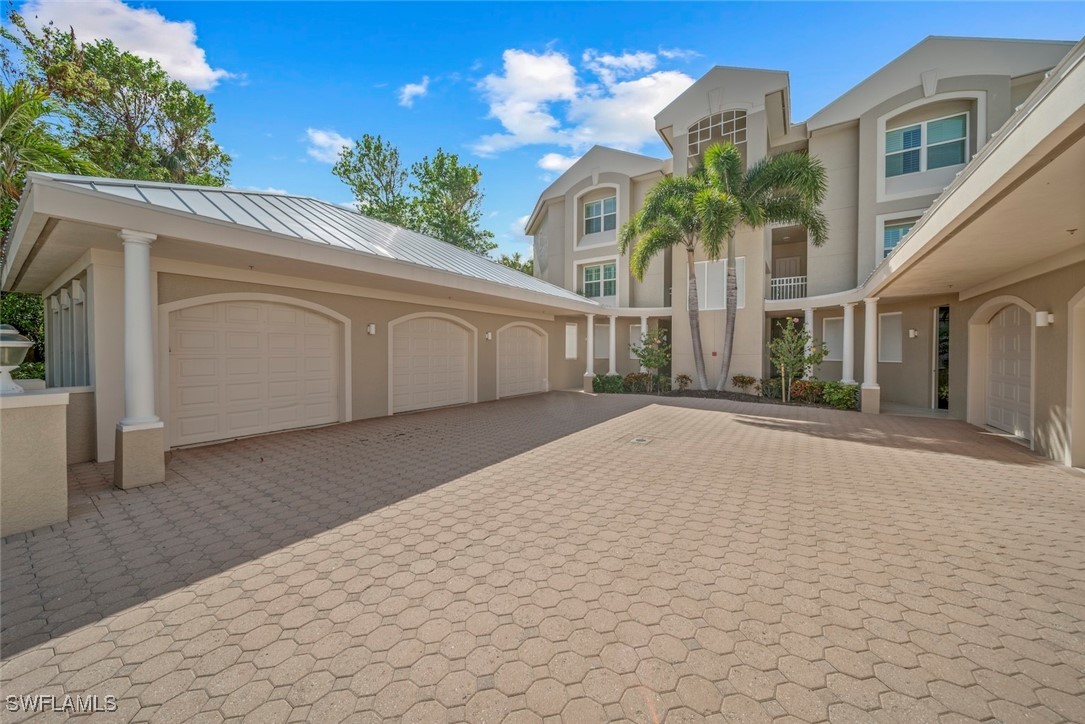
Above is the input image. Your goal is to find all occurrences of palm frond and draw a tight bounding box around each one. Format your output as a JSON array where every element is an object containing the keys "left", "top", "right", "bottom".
[
  {"left": 702, "top": 143, "right": 744, "bottom": 195},
  {"left": 744, "top": 151, "right": 827, "bottom": 208},
  {"left": 630, "top": 220, "right": 682, "bottom": 279},
  {"left": 762, "top": 196, "right": 830, "bottom": 246},
  {"left": 694, "top": 187, "right": 739, "bottom": 260}
]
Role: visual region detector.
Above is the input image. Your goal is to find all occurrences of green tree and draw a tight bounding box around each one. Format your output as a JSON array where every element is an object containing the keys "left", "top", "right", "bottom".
[
  {"left": 0, "top": 80, "right": 100, "bottom": 222},
  {"left": 697, "top": 143, "right": 828, "bottom": 390},
  {"left": 0, "top": 290, "right": 45, "bottom": 362},
  {"left": 3, "top": 13, "right": 230, "bottom": 186},
  {"left": 497, "top": 251, "right": 533, "bottom": 275},
  {"left": 332, "top": 136, "right": 496, "bottom": 256},
  {"left": 332, "top": 134, "right": 411, "bottom": 226},
  {"left": 410, "top": 149, "right": 495, "bottom": 256},
  {"left": 768, "top": 317, "right": 827, "bottom": 402},
  {"left": 629, "top": 328, "right": 671, "bottom": 393},
  {"left": 619, "top": 175, "right": 714, "bottom": 390}
]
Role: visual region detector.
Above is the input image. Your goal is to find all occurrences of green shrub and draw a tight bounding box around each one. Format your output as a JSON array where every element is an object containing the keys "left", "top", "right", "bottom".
[
  {"left": 623, "top": 372, "right": 652, "bottom": 393},
  {"left": 674, "top": 374, "right": 692, "bottom": 391},
  {"left": 820, "top": 380, "right": 860, "bottom": 410},
  {"left": 592, "top": 374, "right": 623, "bottom": 394},
  {"left": 11, "top": 361, "right": 44, "bottom": 380},
  {"left": 731, "top": 374, "right": 756, "bottom": 392},
  {"left": 757, "top": 377, "right": 782, "bottom": 400}
]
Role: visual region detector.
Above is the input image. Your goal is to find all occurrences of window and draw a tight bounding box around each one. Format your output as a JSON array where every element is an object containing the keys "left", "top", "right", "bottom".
[
  {"left": 565, "top": 323, "right": 578, "bottom": 360},
  {"left": 689, "top": 258, "right": 746, "bottom": 311},
  {"left": 584, "top": 197, "right": 616, "bottom": 235},
  {"left": 594, "top": 324, "right": 609, "bottom": 359},
  {"left": 883, "top": 219, "right": 918, "bottom": 258},
  {"left": 629, "top": 324, "right": 642, "bottom": 360},
  {"left": 879, "top": 312, "right": 903, "bottom": 363},
  {"left": 583, "top": 262, "right": 617, "bottom": 299},
  {"left": 688, "top": 110, "right": 747, "bottom": 162},
  {"left": 886, "top": 113, "right": 967, "bottom": 178},
  {"left": 823, "top": 317, "right": 844, "bottom": 362}
]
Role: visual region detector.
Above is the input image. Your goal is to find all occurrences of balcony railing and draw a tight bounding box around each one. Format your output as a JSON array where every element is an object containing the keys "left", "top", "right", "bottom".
[{"left": 770, "top": 275, "right": 807, "bottom": 301}]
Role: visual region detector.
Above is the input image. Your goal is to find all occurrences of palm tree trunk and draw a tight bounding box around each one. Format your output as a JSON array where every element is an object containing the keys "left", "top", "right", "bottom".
[
  {"left": 716, "top": 233, "right": 739, "bottom": 391},
  {"left": 685, "top": 245, "right": 710, "bottom": 390}
]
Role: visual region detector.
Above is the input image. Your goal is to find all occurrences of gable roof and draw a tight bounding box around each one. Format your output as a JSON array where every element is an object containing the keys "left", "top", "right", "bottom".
[
  {"left": 24, "top": 174, "right": 591, "bottom": 306},
  {"left": 807, "top": 36, "right": 1075, "bottom": 130}
]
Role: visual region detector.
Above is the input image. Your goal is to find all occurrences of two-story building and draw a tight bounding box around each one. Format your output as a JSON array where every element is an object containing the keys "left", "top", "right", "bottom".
[{"left": 527, "top": 35, "right": 1085, "bottom": 465}]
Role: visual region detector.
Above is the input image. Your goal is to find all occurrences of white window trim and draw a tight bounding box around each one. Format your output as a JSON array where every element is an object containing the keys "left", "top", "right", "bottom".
[
  {"left": 875, "top": 208, "right": 927, "bottom": 261},
  {"left": 885, "top": 111, "right": 969, "bottom": 178},
  {"left": 876, "top": 91, "right": 986, "bottom": 203},
  {"left": 581, "top": 260, "right": 618, "bottom": 300},
  {"left": 583, "top": 196, "right": 617, "bottom": 236},
  {"left": 574, "top": 183, "right": 620, "bottom": 247},
  {"left": 688, "top": 257, "right": 746, "bottom": 311},
  {"left": 878, "top": 312, "right": 904, "bottom": 363},
  {"left": 564, "top": 323, "right": 578, "bottom": 360},
  {"left": 822, "top": 316, "right": 844, "bottom": 362}
]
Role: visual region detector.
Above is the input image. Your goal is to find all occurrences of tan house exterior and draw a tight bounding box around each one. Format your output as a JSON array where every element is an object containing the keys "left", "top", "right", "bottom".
[
  {"left": 0, "top": 35, "right": 1082, "bottom": 517},
  {"left": 526, "top": 35, "right": 1085, "bottom": 466}
]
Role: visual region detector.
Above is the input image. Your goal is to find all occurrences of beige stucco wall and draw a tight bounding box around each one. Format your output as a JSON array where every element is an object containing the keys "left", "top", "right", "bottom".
[
  {"left": 950, "top": 262, "right": 1085, "bottom": 463},
  {"left": 808, "top": 123, "right": 860, "bottom": 296},
  {"left": 0, "top": 394, "right": 69, "bottom": 537},
  {"left": 66, "top": 389, "right": 96, "bottom": 464},
  {"left": 156, "top": 273, "right": 588, "bottom": 427}
]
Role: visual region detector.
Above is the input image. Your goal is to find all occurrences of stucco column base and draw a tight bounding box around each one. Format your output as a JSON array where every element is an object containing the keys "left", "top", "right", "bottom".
[
  {"left": 860, "top": 385, "right": 881, "bottom": 415},
  {"left": 115, "top": 423, "right": 166, "bottom": 489},
  {"left": 583, "top": 373, "right": 594, "bottom": 393},
  {"left": 1, "top": 392, "right": 70, "bottom": 537}
]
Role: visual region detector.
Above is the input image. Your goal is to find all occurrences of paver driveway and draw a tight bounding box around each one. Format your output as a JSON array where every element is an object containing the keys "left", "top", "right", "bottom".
[{"left": 2, "top": 392, "right": 1085, "bottom": 723}]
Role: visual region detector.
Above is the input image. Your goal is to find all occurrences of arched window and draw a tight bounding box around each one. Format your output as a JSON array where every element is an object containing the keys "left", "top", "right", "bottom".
[{"left": 688, "top": 110, "right": 747, "bottom": 170}]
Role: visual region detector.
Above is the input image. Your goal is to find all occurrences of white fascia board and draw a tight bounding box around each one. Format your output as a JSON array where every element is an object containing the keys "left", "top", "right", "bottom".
[{"left": 27, "top": 179, "right": 603, "bottom": 316}]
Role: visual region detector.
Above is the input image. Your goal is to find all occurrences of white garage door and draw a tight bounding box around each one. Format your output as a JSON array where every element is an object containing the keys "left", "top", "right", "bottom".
[
  {"left": 498, "top": 325, "right": 547, "bottom": 398},
  {"left": 391, "top": 317, "right": 470, "bottom": 413},
  {"left": 987, "top": 304, "right": 1032, "bottom": 439},
  {"left": 169, "top": 301, "right": 340, "bottom": 447}
]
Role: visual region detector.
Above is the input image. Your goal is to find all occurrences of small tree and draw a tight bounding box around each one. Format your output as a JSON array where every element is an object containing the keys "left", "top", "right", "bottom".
[
  {"left": 629, "top": 328, "right": 671, "bottom": 393},
  {"left": 768, "top": 317, "right": 827, "bottom": 402}
]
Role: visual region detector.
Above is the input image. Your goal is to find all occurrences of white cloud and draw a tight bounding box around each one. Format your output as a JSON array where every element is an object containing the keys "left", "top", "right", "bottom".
[
  {"left": 582, "top": 50, "right": 656, "bottom": 86},
  {"left": 240, "top": 186, "right": 289, "bottom": 195},
  {"left": 471, "top": 47, "right": 693, "bottom": 160},
  {"left": 658, "top": 47, "right": 701, "bottom": 61},
  {"left": 21, "top": 0, "right": 232, "bottom": 90},
  {"left": 398, "top": 76, "right": 430, "bottom": 107},
  {"left": 537, "top": 153, "right": 579, "bottom": 173},
  {"left": 305, "top": 128, "right": 352, "bottom": 163},
  {"left": 512, "top": 214, "right": 530, "bottom": 236},
  {"left": 473, "top": 49, "right": 578, "bottom": 155}
]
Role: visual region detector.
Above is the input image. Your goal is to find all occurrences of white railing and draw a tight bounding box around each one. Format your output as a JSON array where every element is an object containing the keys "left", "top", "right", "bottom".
[{"left": 770, "top": 276, "right": 807, "bottom": 301}]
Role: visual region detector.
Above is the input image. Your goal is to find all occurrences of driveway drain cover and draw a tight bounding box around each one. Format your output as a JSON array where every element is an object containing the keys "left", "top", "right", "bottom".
[{"left": 629, "top": 436, "right": 651, "bottom": 445}]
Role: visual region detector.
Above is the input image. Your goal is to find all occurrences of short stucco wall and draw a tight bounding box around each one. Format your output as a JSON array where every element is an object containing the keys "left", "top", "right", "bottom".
[
  {"left": 0, "top": 391, "right": 69, "bottom": 537},
  {"left": 65, "top": 389, "right": 96, "bottom": 464}
]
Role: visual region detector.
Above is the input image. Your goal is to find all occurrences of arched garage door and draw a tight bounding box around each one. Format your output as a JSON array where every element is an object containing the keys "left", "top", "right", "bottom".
[
  {"left": 391, "top": 316, "right": 471, "bottom": 413},
  {"left": 498, "top": 324, "right": 547, "bottom": 398},
  {"left": 987, "top": 304, "right": 1032, "bottom": 440},
  {"left": 169, "top": 300, "right": 341, "bottom": 446}
]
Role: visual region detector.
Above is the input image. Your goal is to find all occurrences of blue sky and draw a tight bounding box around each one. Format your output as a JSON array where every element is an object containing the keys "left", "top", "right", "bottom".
[{"left": 20, "top": 1, "right": 1085, "bottom": 257}]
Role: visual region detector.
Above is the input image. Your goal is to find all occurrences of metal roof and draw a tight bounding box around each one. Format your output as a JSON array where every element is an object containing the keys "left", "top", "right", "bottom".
[{"left": 41, "top": 174, "right": 593, "bottom": 306}]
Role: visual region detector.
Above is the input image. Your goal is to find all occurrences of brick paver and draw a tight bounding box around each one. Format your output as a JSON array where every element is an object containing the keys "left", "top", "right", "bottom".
[{"left": 2, "top": 392, "right": 1084, "bottom": 722}]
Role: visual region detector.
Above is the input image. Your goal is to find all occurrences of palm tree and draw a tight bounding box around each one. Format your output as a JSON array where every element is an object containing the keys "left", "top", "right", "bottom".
[
  {"left": 0, "top": 80, "right": 100, "bottom": 200},
  {"left": 697, "top": 143, "right": 828, "bottom": 390},
  {"left": 620, "top": 175, "right": 715, "bottom": 390}
]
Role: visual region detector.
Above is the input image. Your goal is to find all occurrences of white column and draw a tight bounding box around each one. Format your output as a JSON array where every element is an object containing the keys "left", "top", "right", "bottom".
[
  {"left": 803, "top": 308, "right": 814, "bottom": 368},
  {"left": 639, "top": 314, "right": 649, "bottom": 372},
  {"left": 863, "top": 297, "right": 879, "bottom": 389},
  {"left": 584, "top": 314, "right": 595, "bottom": 378},
  {"left": 119, "top": 230, "right": 160, "bottom": 426},
  {"left": 608, "top": 316, "right": 618, "bottom": 376},
  {"left": 842, "top": 302, "right": 856, "bottom": 384}
]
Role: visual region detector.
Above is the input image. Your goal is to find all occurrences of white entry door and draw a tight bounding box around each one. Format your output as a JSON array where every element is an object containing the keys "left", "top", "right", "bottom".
[
  {"left": 987, "top": 304, "right": 1032, "bottom": 439},
  {"left": 391, "top": 317, "right": 470, "bottom": 413},
  {"left": 169, "top": 301, "right": 340, "bottom": 447},
  {"left": 498, "top": 325, "right": 547, "bottom": 398}
]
